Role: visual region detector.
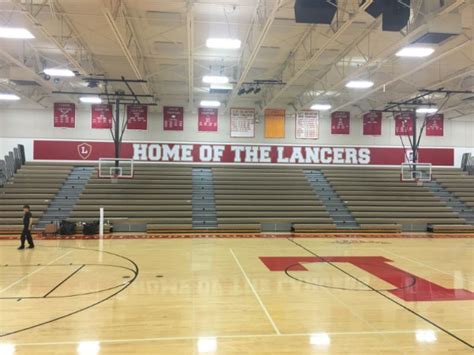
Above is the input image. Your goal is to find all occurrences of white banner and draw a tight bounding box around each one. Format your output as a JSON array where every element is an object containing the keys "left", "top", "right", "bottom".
[
  {"left": 296, "top": 110, "right": 319, "bottom": 139},
  {"left": 230, "top": 108, "right": 255, "bottom": 138}
]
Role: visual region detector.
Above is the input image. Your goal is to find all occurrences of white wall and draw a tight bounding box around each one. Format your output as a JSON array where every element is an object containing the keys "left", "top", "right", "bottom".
[{"left": 1, "top": 107, "right": 473, "bottom": 160}]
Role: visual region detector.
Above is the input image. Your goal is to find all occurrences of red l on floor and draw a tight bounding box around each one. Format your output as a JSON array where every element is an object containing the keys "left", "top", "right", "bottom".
[{"left": 259, "top": 256, "right": 474, "bottom": 302}]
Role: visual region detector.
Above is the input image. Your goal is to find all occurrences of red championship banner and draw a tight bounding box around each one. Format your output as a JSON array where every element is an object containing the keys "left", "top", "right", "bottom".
[
  {"left": 395, "top": 112, "right": 414, "bottom": 136},
  {"left": 230, "top": 108, "right": 255, "bottom": 138},
  {"left": 425, "top": 113, "right": 444, "bottom": 136},
  {"left": 296, "top": 110, "right": 319, "bottom": 139},
  {"left": 53, "top": 103, "right": 75, "bottom": 128},
  {"left": 163, "top": 106, "right": 184, "bottom": 131},
  {"left": 126, "top": 105, "right": 148, "bottom": 130},
  {"left": 331, "top": 111, "right": 350, "bottom": 135},
  {"left": 91, "top": 104, "right": 113, "bottom": 129},
  {"left": 198, "top": 107, "right": 218, "bottom": 132},
  {"left": 33, "top": 140, "right": 455, "bottom": 166},
  {"left": 363, "top": 111, "right": 382, "bottom": 136}
]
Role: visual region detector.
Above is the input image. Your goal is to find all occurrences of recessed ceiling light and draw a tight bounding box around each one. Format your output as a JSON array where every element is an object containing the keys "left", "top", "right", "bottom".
[
  {"left": 44, "top": 68, "right": 75, "bottom": 77},
  {"left": 416, "top": 107, "right": 438, "bottom": 113},
  {"left": 202, "top": 76, "right": 229, "bottom": 84},
  {"left": 0, "top": 27, "right": 34, "bottom": 39},
  {"left": 80, "top": 96, "right": 102, "bottom": 104},
  {"left": 346, "top": 80, "right": 374, "bottom": 89},
  {"left": 0, "top": 94, "right": 21, "bottom": 101},
  {"left": 206, "top": 38, "right": 241, "bottom": 49},
  {"left": 396, "top": 46, "right": 435, "bottom": 57},
  {"left": 200, "top": 100, "right": 220, "bottom": 107},
  {"left": 210, "top": 83, "right": 233, "bottom": 90},
  {"left": 310, "top": 104, "right": 332, "bottom": 111}
]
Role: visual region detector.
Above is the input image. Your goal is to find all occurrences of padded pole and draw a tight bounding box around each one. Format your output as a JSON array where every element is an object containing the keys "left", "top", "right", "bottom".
[{"left": 99, "top": 207, "right": 104, "bottom": 238}]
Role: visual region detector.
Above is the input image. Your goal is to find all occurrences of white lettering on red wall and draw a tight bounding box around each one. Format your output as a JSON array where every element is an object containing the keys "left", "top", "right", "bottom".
[{"left": 33, "top": 140, "right": 455, "bottom": 166}]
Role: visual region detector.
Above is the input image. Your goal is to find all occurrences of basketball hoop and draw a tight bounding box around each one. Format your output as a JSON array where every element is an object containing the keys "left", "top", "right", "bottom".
[{"left": 415, "top": 178, "right": 423, "bottom": 186}]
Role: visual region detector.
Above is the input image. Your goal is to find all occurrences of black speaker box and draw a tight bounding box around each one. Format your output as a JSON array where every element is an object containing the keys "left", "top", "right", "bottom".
[
  {"left": 294, "top": 0, "right": 337, "bottom": 25},
  {"left": 363, "top": 0, "right": 410, "bottom": 32}
]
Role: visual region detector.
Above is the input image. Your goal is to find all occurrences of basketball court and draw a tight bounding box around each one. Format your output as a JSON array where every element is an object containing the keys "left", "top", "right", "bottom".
[
  {"left": 1, "top": 0, "right": 474, "bottom": 354},
  {"left": 0, "top": 235, "right": 472, "bottom": 354}
]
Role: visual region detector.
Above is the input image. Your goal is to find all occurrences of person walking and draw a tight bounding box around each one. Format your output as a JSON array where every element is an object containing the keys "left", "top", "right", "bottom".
[{"left": 18, "top": 204, "right": 34, "bottom": 250}]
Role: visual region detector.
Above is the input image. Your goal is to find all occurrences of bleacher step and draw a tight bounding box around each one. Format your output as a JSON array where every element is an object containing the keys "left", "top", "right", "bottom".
[
  {"left": 304, "top": 170, "right": 359, "bottom": 230},
  {"left": 192, "top": 168, "right": 217, "bottom": 228},
  {"left": 424, "top": 180, "right": 474, "bottom": 225},
  {"left": 34, "top": 166, "right": 94, "bottom": 229}
]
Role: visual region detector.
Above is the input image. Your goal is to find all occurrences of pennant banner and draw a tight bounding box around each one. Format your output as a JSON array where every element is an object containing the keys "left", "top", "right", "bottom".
[
  {"left": 296, "top": 110, "right": 319, "bottom": 139},
  {"left": 230, "top": 108, "right": 255, "bottom": 138},
  {"left": 91, "top": 104, "right": 113, "bottom": 129},
  {"left": 363, "top": 111, "right": 382, "bottom": 136},
  {"left": 264, "top": 109, "right": 286, "bottom": 138},
  {"left": 425, "top": 113, "right": 444, "bottom": 136},
  {"left": 163, "top": 106, "right": 184, "bottom": 131},
  {"left": 198, "top": 107, "right": 218, "bottom": 132},
  {"left": 331, "top": 111, "right": 350, "bottom": 135},
  {"left": 127, "top": 105, "right": 148, "bottom": 130},
  {"left": 395, "top": 112, "right": 414, "bottom": 136},
  {"left": 53, "top": 103, "right": 75, "bottom": 128}
]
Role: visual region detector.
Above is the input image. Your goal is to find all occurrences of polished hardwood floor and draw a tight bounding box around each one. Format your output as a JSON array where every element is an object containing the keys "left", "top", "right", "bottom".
[{"left": 0, "top": 237, "right": 473, "bottom": 354}]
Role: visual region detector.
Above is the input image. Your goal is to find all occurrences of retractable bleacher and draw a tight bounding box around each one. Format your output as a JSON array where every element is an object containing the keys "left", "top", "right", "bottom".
[
  {"left": 321, "top": 167, "right": 465, "bottom": 231},
  {"left": 69, "top": 165, "right": 193, "bottom": 232},
  {"left": 0, "top": 163, "right": 73, "bottom": 233},
  {"left": 212, "top": 166, "right": 335, "bottom": 232}
]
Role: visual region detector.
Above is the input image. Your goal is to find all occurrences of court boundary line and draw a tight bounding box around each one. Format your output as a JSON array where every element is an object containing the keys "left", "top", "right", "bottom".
[
  {"left": 286, "top": 238, "right": 474, "bottom": 350},
  {"left": 8, "top": 328, "right": 474, "bottom": 347},
  {"left": 0, "top": 251, "right": 73, "bottom": 295},
  {"left": 229, "top": 248, "right": 281, "bottom": 335}
]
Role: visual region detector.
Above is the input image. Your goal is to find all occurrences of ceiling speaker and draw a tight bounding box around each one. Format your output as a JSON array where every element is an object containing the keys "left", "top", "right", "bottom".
[{"left": 294, "top": 0, "right": 337, "bottom": 25}]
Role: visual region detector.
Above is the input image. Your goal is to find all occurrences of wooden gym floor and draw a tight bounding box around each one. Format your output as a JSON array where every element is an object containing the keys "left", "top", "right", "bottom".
[{"left": 0, "top": 236, "right": 473, "bottom": 354}]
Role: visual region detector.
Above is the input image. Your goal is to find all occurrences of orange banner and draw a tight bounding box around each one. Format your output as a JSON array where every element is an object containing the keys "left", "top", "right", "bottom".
[{"left": 264, "top": 109, "right": 285, "bottom": 138}]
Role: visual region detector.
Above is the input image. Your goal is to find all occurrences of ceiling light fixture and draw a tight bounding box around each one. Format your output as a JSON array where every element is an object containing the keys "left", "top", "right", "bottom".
[
  {"left": 202, "top": 76, "right": 229, "bottom": 84},
  {"left": 0, "top": 27, "right": 34, "bottom": 39},
  {"left": 0, "top": 94, "right": 21, "bottom": 101},
  {"left": 416, "top": 107, "right": 438, "bottom": 114},
  {"left": 310, "top": 104, "right": 332, "bottom": 111},
  {"left": 346, "top": 80, "right": 374, "bottom": 89},
  {"left": 210, "top": 83, "right": 233, "bottom": 90},
  {"left": 396, "top": 46, "right": 435, "bottom": 57},
  {"left": 80, "top": 96, "right": 102, "bottom": 104},
  {"left": 44, "top": 68, "right": 75, "bottom": 77},
  {"left": 200, "top": 100, "right": 221, "bottom": 108},
  {"left": 206, "top": 38, "right": 241, "bottom": 49}
]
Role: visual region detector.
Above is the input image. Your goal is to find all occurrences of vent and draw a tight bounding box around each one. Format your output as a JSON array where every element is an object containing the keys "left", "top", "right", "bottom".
[
  {"left": 411, "top": 13, "right": 462, "bottom": 45},
  {"left": 146, "top": 11, "right": 182, "bottom": 26},
  {"left": 10, "top": 80, "right": 40, "bottom": 86}
]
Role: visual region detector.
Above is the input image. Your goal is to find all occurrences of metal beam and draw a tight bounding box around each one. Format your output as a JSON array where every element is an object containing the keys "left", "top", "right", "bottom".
[
  {"left": 0, "top": 82, "right": 47, "bottom": 108},
  {"left": 186, "top": 0, "right": 194, "bottom": 111},
  {"left": 14, "top": 0, "right": 99, "bottom": 75},
  {"left": 296, "top": 0, "right": 467, "bottom": 110},
  {"left": 225, "top": 0, "right": 283, "bottom": 112},
  {"left": 102, "top": 0, "right": 154, "bottom": 96},
  {"left": 261, "top": 0, "right": 374, "bottom": 110},
  {"left": 331, "top": 39, "right": 471, "bottom": 111}
]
